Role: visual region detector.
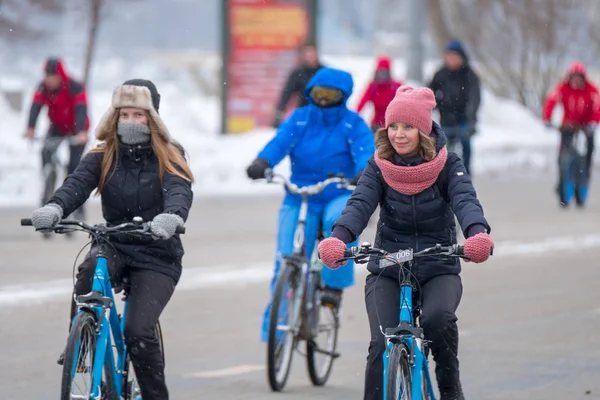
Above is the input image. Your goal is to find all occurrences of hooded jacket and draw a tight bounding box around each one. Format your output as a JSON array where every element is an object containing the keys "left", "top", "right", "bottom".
[
  {"left": 28, "top": 58, "right": 90, "bottom": 135},
  {"left": 258, "top": 67, "right": 375, "bottom": 211},
  {"left": 356, "top": 57, "right": 402, "bottom": 128},
  {"left": 542, "top": 62, "right": 600, "bottom": 127}
]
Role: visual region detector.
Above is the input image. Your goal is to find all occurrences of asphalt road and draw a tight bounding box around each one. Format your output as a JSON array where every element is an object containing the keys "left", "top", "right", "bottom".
[{"left": 1, "top": 172, "right": 599, "bottom": 399}]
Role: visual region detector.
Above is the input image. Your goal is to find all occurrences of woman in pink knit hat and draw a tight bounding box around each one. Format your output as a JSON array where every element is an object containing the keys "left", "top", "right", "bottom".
[{"left": 318, "top": 85, "right": 494, "bottom": 400}]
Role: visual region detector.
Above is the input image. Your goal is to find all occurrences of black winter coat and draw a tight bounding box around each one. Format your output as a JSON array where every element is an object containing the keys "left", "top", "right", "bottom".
[
  {"left": 428, "top": 64, "right": 481, "bottom": 127},
  {"left": 276, "top": 64, "right": 324, "bottom": 113},
  {"left": 49, "top": 142, "right": 193, "bottom": 283},
  {"left": 332, "top": 126, "right": 490, "bottom": 282}
]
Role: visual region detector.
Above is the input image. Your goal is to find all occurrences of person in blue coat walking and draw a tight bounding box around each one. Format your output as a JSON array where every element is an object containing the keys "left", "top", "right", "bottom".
[{"left": 246, "top": 67, "right": 375, "bottom": 342}]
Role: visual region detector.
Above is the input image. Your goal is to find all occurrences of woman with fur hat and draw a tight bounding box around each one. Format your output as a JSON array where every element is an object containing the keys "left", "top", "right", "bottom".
[
  {"left": 318, "top": 86, "right": 494, "bottom": 400},
  {"left": 29, "top": 79, "right": 194, "bottom": 399}
]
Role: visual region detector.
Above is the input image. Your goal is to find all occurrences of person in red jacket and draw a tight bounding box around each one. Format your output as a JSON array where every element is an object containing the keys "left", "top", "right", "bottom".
[
  {"left": 543, "top": 61, "right": 599, "bottom": 181},
  {"left": 24, "top": 57, "right": 90, "bottom": 225},
  {"left": 356, "top": 56, "right": 402, "bottom": 133}
]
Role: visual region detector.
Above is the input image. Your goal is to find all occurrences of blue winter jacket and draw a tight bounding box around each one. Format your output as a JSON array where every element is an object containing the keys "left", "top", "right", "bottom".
[{"left": 258, "top": 67, "right": 375, "bottom": 210}]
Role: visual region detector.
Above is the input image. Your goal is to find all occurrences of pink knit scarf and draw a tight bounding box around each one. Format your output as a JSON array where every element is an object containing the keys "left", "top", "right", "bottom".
[{"left": 374, "top": 146, "right": 448, "bottom": 195}]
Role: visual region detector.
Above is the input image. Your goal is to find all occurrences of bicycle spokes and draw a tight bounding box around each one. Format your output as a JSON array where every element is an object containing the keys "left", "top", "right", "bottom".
[{"left": 70, "top": 323, "right": 95, "bottom": 397}]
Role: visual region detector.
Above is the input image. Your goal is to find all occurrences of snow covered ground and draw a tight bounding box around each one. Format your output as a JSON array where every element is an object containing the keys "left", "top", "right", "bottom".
[{"left": 0, "top": 55, "right": 570, "bottom": 207}]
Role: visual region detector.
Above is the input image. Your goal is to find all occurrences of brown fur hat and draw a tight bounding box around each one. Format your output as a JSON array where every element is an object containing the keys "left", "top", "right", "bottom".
[{"left": 95, "top": 81, "right": 169, "bottom": 139}]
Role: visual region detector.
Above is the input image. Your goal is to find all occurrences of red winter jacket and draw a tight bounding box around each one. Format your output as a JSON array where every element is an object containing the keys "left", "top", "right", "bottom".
[
  {"left": 356, "top": 57, "right": 402, "bottom": 128},
  {"left": 28, "top": 58, "right": 90, "bottom": 135},
  {"left": 542, "top": 63, "right": 600, "bottom": 127}
]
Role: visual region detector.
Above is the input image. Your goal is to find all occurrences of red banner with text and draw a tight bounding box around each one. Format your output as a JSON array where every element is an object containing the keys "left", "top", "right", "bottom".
[{"left": 224, "top": 0, "right": 313, "bottom": 134}]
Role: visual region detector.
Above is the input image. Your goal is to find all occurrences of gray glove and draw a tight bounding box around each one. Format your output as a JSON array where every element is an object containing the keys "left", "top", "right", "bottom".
[
  {"left": 150, "top": 213, "right": 184, "bottom": 239},
  {"left": 31, "top": 203, "right": 63, "bottom": 230}
]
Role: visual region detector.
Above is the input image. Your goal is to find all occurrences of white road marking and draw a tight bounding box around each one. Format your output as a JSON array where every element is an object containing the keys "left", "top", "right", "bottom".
[
  {"left": 185, "top": 364, "right": 264, "bottom": 379},
  {"left": 2, "top": 233, "right": 600, "bottom": 307}
]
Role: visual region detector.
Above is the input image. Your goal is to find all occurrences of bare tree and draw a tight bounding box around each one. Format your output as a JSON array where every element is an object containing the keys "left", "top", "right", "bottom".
[
  {"left": 427, "top": 0, "right": 598, "bottom": 114},
  {"left": 83, "top": 0, "right": 103, "bottom": 86},
  {"left": 79, "top": 0, "right": 143, "bottom": 87},
  {"left": 425, "top": 0, "right": 453, "bottom": 52}
]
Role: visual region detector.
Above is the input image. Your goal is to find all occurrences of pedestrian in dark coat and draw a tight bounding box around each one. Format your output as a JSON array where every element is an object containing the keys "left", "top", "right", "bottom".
[
  {"left": 29, "top": 79, "right": 194, "bottom": 400},
  {"left": 318, "top": 85, "right": 494, "bottom": 400},
  {"left": 428, "top": 40, "right": 481, "bottom": 175},
  {"left": 272, "top": 41, "right": 325, "bottom": 128}
]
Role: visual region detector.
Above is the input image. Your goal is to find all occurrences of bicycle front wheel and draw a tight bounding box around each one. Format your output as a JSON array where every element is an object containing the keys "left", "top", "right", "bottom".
[
  {"left": 60, "top": 311, "right": 116, "bottom": 400},
  {"left": 267, "top": 262, "right": 299, "bottom": 391},
  {"left": 387, "top": 343, "right": 412, "bottom": 400}
]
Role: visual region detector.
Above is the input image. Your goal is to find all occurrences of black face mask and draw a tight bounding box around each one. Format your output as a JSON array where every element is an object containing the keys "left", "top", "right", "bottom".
[{"left": 374, "top": 69, "right": 391, "bottom": 82}]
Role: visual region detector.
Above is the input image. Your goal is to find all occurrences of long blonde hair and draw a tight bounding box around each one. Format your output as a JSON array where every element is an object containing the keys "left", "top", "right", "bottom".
[
  {"left": 374, "top": 127, "right": 437, "bottom": 162},
  {"left": 89, "top": 111, "right": 195, "bottom": 195}
]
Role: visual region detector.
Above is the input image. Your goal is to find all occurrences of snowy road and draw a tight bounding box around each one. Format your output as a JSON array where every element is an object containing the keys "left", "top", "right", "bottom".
[{"left": 1, "top": 172, "right": 600, "bottom": 399}]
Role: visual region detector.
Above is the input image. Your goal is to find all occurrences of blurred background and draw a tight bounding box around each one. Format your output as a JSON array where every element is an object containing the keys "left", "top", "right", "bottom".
[
  {"left": 1, "top": 0, "right": 599, "bottom": 202},
  {"left": 1, "top": 1, "right": 600, "bottom": 399}
]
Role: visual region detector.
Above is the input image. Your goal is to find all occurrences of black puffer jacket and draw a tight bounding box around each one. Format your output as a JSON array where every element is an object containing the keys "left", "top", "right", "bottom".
[
  {"left": 49, "top": 142, "right": 193, "bottom": 283},
  {"left": 332, "top": 125, "right": 490, "bottom": 282},
  {"left": 428, "top": 64, "right": 481, "bottom": 127}
]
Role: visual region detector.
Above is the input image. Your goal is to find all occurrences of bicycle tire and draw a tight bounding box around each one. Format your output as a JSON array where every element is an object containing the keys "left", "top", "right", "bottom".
[
  {"left": 60, "top": 310, "right": 116, "bottom": 400},
  {"left": 42, "top": 167, "right": 57, "bottom": 206},
  {"left": 386, "top": 343, "right": 412, "bottom": 400},
  {"left": 306, "top": 273, "right": 339, "bottom": 386},
  {"left": 124, "top": 322, "right": 165, "bottom": 399},
  {"left": 574, "top": 155, "right": 588, "bottom": 207},
  {"left": 267, "top": 262, "right": 298, "bottom": 392},
  {"left": 421, "top": 346, "right": 431, "bottom": 400}
]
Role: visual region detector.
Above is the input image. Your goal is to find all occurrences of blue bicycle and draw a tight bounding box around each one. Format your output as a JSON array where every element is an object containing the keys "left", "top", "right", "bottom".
[
  {"left": 21, "top": 216, "right": 184, "bottom": 399},
  {"left": 556, "top": 126, "right": 590, "bottom": 208},
  {"left": 340, "top": 242, "right": 480, "bottom": 400}
]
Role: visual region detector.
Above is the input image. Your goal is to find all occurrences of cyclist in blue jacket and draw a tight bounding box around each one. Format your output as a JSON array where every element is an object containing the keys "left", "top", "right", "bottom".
[{"left": 246, "top": 67, "right": 375, "bottom": 341}]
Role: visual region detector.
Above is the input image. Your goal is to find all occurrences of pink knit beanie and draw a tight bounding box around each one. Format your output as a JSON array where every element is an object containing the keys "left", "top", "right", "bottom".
[{"left": 384, "top": 85, "right": 437, "bottom": 134}]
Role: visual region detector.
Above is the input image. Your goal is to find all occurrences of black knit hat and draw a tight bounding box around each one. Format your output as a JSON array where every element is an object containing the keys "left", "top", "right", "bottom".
[{"left": 122, "top": 78, "right": 161, "bottom": 113}]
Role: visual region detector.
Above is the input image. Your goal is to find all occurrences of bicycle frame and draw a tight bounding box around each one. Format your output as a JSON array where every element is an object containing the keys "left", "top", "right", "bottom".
[
  {"left": 279, "top": 193, "right": 313, "bottom": 340},
  {"left": 382, "top": 275, "right": 436, "bottom": 400},
  {"left": 74, "top": 247, "right": 129, "bottom": 397},
  {"left": 558, "top": 128, "right": 589, "bottom": 206}
]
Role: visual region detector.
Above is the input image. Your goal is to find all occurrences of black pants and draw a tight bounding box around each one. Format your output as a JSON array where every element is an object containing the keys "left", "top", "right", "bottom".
[
  {"left": 70, "top": 246, "right": 176, "bottom": 400},
  {"left": 559, "top": 126, "right": 595, "bottom": 180},
  {"left": 41, "top": 127, "right": 86, "bottom": 217},
  {"left": 363, "top": 273, "right": 463, "bottom": 400}
]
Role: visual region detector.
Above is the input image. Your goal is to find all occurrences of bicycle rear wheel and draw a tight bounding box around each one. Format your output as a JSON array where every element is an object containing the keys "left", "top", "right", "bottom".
[
  {"left": 267, "top": 262, "right": 299, "bottom": 391},
  {"left": 306, "top": 271, "right": 339, "bottom": 386},
  {"left": 574, "top": 155, "right": 589, "bottom": 207},
  {"left": 386, "top": 343, "right": 412, "bottom": 400},
  {"left": 124, "top": 322, "right": 165, "bottom": 400},
  {"left": 60, "top": 310, "right": 116, "bottom": 400},
  {"left": 42, "top": 165, "right": 57, "bottom": 205}
]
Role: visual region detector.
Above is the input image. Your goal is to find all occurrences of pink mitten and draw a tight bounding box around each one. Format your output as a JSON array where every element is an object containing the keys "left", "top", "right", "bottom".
[
  {"left": 318, "top": 237, "right": 348, "bottom": 269},
  {"left": 463, "top": 233, "right": 494, "bottom": 263}
]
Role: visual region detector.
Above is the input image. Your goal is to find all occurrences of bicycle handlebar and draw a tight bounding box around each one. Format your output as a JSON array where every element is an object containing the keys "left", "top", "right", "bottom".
[
  {"left": 20, "top": 217, "right": 185, "bottom": 235},
  {"left": 339, "top": 241, "right": 493, "bottom": 267},
  {"left": 263, "top": 169, "right": 355, "bottom": 196}
]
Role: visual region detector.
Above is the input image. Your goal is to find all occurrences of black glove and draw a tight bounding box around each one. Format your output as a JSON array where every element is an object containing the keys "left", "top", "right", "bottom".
[{"left": 246, "top": 158, "right": 270, "bottom": 180}]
